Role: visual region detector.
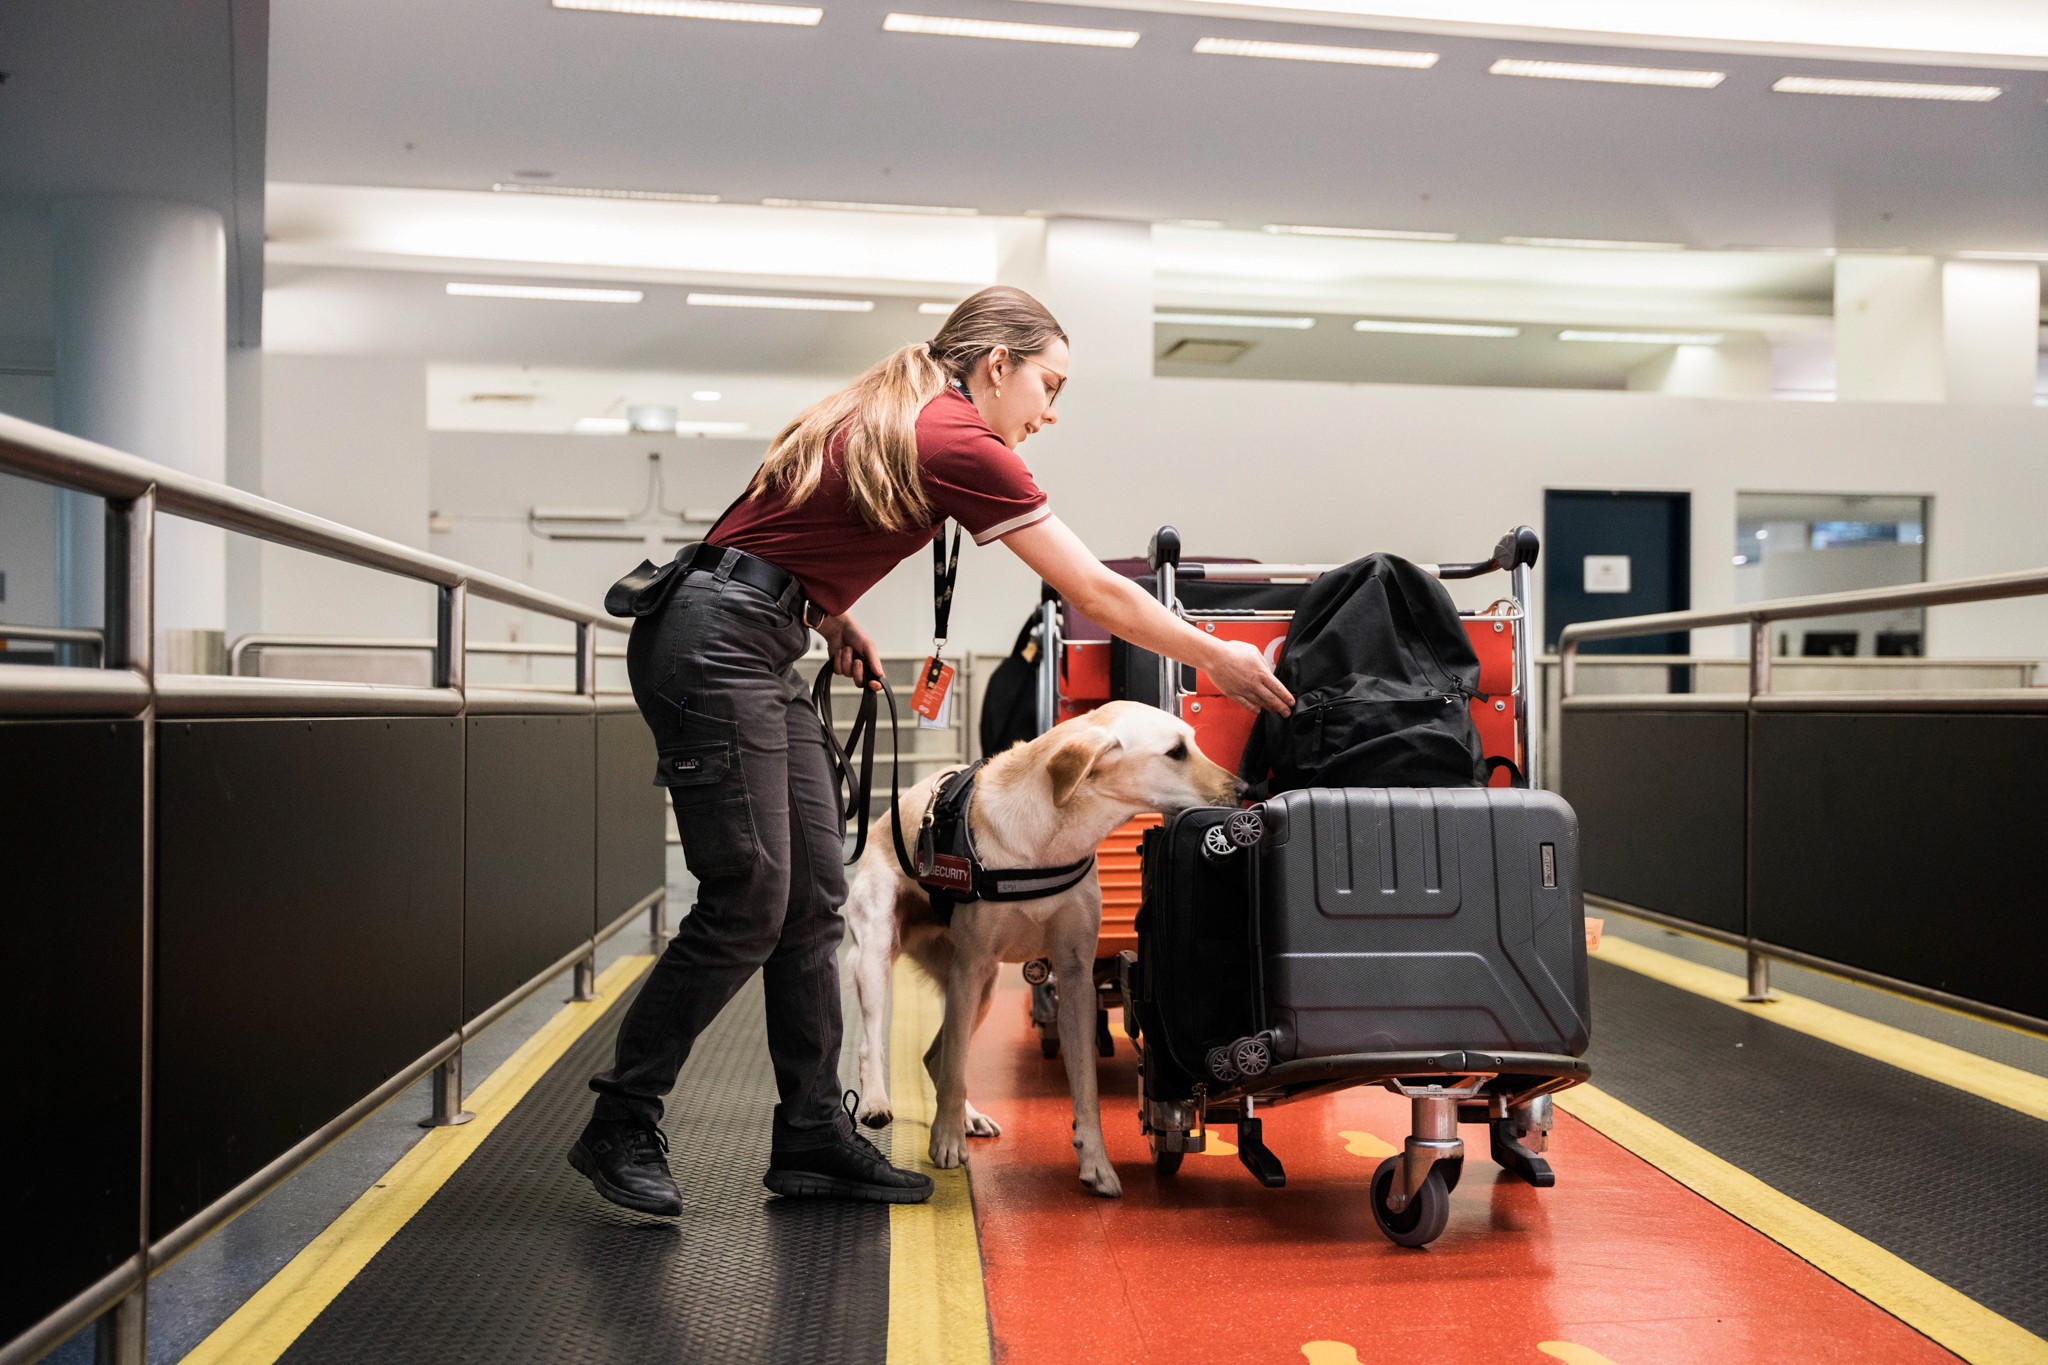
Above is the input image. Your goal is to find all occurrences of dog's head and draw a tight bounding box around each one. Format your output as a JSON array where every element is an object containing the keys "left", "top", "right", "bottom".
[{"left": 1044, "top": 700, "right": 1243, "bottom": 813}]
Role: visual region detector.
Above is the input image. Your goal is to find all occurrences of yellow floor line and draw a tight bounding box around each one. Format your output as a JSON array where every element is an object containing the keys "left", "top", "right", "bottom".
[
  {"left": 1597, "top": 935, "right": 2048, "bottom": 1125},
  {"left": 178, "top": 954, "right": 655, "bottom": 1365},
  {"left": 1558, "top": 1084, "right": 2048, "bottom": 1365},
  {"left": 886, "top": 960, "right": 993, "bottom": 1365}
]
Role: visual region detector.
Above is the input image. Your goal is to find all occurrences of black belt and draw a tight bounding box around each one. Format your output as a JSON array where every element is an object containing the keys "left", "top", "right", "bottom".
[{"left": 605, "top": 542, "right": 809, "bottom": 621}]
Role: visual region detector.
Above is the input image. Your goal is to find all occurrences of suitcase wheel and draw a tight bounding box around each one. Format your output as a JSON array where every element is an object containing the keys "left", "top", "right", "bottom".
[
  {"left": 1224, "top": 808, "right": 1265, "bottom": 849},
  {"left": 1200, "top": 825, "right": 1237, "bottom": 862},
  {"left": 1229, "top": 1033, "right": 1273, "bottom": 1080},
  {"left": 1370, "top": 1158, "right": 1451, "bottom": 1249},
  {"left": 1205, "top": 1045, "right": 1240, "bottom": 1084}
]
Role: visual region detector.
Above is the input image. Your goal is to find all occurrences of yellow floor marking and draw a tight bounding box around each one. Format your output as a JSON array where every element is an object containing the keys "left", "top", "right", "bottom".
[
  {"left": 1194, "top": 1129, "right": 1239, "bottom": 1157},
  {"left": 1337, "top": 1129, "right": 1398, "bottom": 1159},
  {"left": 1300, "top": 1342, "right": 1363, "bottom": 1365},
  {"left": 1597, "top": 935, "right": 2048, "bottom": 1126},
  {"left": 1538, "top": 1343, "right": 1620, "bottom": 1365},
  {"left": 886, "top": 961, "right": 993, "bottom": 1365},
  {"left": 1558, "top": 1084, "right": 2048, "bottom": 1365},
  {"left": 178, "top": 954, "right": 655, "bottom": 1365}
]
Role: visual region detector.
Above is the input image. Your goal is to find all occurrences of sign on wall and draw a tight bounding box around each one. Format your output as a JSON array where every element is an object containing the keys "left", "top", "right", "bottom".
[{"left": 1583, "top": 555, "right": 1632, "bottom": 595}]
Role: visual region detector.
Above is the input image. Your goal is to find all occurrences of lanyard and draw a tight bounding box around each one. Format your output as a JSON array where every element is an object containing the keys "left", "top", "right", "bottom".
[{"left": 931, "top": 521, "right": 962, "bottom": 652}]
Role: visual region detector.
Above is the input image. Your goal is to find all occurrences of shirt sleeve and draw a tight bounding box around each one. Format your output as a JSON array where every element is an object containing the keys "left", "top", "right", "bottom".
[{"left": 924, "top": 431, "right": 1052, "bottom": 545}]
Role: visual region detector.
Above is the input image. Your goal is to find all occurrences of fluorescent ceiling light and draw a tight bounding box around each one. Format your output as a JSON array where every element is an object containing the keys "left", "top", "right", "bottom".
[
  {"left": 762, "top": 197, "right": 978, "bottom": 216},
  {"left": 1772, "top": 75, "right": 2001, "bottom": 101},
  {"left": 1559, "top": 329, "right": 1723, "bottom": 345},
  {"left": 553, "top": 0, "right": 822, "bottom": 25},
  {"left": 491, "top": 183, "right": 720, "bottom": 203},
  {"left": 1169, "top": 219, "right": 1226, "bottom": 229},
  {"left": 882, "top": 12, "right": 1140, "bottom": 47},
  {"left": 673, "top": 420, "right": 751, "bottom": 435},
  {"left": 692, "top": 390, "right": 723, "bottom": 401},
  {"left": 573, "top": 417, "right": 633, "bottom": 434},
  {"left": 1954, "top": 250, "right": 2048, "bottom": 261},
  {"left": 1263, "top": 224, "right": 1456, "bottom": 242},
  {"left": 918, "top": 301, "right": 960, "bottom": 315},
  {"left": 1354, "top": 318, "right": 1520, "bottom": 337},
  {"left": 1155, "top": 311, "right": 1315, "bottom": 329},
  {"left": 1502, "top": 236, "right": 1684, "bottom": 251},
  {"left": 448, "top": 282, "right": 644, "bottom": 302},
  {"left": 1489, "top": 57, "right": 1724, "bottom": 88},
  {"left": 686, "top": 292, "right": 875, "bottom": 311},
  {"left": 1194, "top": 36, "right": 1437, "bottom": 68}
]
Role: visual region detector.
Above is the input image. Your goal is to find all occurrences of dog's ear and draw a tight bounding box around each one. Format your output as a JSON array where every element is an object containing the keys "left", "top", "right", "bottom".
[{"left": 1048, "top": 729, "right": 1121, "bottom": 807}]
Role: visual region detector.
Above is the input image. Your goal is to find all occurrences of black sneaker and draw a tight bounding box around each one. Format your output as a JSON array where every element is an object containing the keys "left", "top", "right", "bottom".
[
  {"left": 568, "top": 1120, "right": 683, "bottom": 1217},
  {"left": 764, "top": 1093, "right": 935, "bottom": 1204}
]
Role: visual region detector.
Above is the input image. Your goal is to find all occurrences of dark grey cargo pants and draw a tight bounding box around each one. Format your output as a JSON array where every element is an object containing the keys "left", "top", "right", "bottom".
[{"left": 589, "top": 559, "right": 849, "bottom": 1149}]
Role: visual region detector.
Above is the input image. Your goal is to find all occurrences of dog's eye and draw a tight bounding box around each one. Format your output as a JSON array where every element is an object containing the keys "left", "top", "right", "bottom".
[{"left": 1166, "top": 741, "right": 1188, "bottom": 761}]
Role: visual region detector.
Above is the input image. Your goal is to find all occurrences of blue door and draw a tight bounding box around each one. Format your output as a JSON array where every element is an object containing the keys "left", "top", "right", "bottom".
[{"left": 1543, "top": 491, "right": 1691, "bottom": 656}]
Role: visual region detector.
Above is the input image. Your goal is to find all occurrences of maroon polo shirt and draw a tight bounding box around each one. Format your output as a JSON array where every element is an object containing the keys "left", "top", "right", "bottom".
[{"left": 708, "top": 388, "right": 1051, "bottom": 618}]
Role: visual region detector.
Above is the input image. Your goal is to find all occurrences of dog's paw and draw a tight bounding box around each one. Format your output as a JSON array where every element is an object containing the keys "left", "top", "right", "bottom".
[
  {"left": 963, "top": 1102, "right": 1002, "bottom": 1138},
  {"left": 856, "top": 1096, "right": 894, "bottom": 1129},
  {"left": 929, "top": 1124, "right": 969, "bottom": 1170},
  {"left": 1077, "top": 1151, "right": 1123, "bottom": 1198}
]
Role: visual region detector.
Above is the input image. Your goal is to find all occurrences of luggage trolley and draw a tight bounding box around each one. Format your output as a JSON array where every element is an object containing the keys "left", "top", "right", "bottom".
[{"left": 1119, "top": 524, "right": 1591, "bottom": 1248}]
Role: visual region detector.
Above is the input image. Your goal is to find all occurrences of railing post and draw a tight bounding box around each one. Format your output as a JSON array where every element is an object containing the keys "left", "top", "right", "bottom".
[
  {"left": 1748, "top": 617, "right": 1772, "bottom": 697},
  {"left": 570, "top": 952, "right": 598, "bottom": 1002},
  {"left": 648, "top": 894, "right": 670, "bottom": 951},
  {"left": 436, "top": 584, "right": 466, "bottom": 693},
  {"left": 1742, "top": 948, "right": 1775, "bottom": 1003},
  {"left": 575, "top": 620, "right": 596, "bottom": 696},
  {"left": 419, "top": 1050, "right": 474, "bottom": 1128}
]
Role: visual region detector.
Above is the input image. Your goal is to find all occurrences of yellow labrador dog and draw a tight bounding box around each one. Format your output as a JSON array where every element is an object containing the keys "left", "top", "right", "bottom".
[{"left": 844, "top": 700, "right": 1241, "bottom": 1197}]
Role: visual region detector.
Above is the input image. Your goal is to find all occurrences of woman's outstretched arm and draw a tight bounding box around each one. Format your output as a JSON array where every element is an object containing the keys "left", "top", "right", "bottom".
[{"left": 1000, "top": 516, "right": 1292, "bottom": 715}]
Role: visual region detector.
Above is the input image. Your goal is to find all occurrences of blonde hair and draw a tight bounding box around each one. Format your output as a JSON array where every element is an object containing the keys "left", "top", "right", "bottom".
[{"left": 754, "top": 285, "right": 1067, "bottom": 532}]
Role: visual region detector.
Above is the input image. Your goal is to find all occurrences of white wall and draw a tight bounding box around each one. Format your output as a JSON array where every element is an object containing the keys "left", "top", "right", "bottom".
[
  {"left": 0, "top": 373, "right": 60, "bottom": 631},
  {"left": 257, "top": 353, "right": 436, "bottom": 640}
]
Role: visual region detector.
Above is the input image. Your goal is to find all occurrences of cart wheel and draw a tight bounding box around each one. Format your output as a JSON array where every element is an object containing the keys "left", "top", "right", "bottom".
[
  {"left": 1370, "top": 1158, "right": 1451, "bottom": 1248},
  {"left": 1437, "top": 1157, "right": 1463, "bottom": 1194},
  {"left": 1039, "top": 1030, "right": 1061, "bottom": 1059},
  {"left": 1229, "top": 1033, "right": 1272, "bottom": 1079}
]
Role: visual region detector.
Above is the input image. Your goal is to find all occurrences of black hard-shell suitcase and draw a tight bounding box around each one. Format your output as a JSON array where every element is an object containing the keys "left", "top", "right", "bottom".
[
  {"left": 1257, "top": 786, "right": 1590, "bottom": 1062},
  {"left": 1132, "top": 808, "right": 1261, "bottom": 1098}
]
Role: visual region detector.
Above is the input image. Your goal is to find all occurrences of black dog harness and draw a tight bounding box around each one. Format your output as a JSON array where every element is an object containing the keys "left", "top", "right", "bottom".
[{"left": 893, "top": 759, "right": 1097, "bottom": 926}]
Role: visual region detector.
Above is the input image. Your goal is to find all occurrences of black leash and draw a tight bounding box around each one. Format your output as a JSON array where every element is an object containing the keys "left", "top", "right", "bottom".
[{"left": 810, "top": 662, "right": 917, "bottom": 874}]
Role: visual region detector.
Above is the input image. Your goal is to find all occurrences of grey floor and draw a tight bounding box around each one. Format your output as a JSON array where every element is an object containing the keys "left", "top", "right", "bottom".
[
  {"left": 52, "top": 849, "right": 697, "bottom": 1365},
  {"left": 1595, "top": 904, "right": 2048, "bottom": 1078}
]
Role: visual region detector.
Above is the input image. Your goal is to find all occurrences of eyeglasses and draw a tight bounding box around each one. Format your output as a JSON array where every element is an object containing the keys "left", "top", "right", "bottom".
[{"left": 1017, "top": 355, "right": 1067, "bottom": 405}]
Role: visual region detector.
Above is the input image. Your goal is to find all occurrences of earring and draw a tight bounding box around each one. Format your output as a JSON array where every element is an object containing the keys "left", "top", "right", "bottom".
[{"left": 994, "top": 387, "right": 1002, "bottom": 398}]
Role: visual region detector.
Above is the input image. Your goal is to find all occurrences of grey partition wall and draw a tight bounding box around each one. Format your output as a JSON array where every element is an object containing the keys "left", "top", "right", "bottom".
[
  {"left": 596, "top": 704, "right": 665, "bottom": 932},
  {"left": 0, "top": 720, "right": 146, "bottom": 1345},
  {"left": 1750, "top": 708, "right": 2048, "bottom": 1021},
  {"left": 464, "top": 704, "right": 598, "bottom": 1020},
  {"left": 152, "top": 718, "right": 465, "bottom": 1234},
  {"left": 1559, "top": 700, "right": 1747, "bottom": 936}
]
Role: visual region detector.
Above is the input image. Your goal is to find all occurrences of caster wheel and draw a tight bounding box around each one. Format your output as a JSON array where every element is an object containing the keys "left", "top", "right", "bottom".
[
  {"left": 1437, "top": 1157, "right": 1463, "bottom": 1194},
  {"left": 1201, "top": 825, "right": 1236, "bottom": 862},
  {"left": 1206, "top": 1045, "right": 1240, "bottom": 1084},
  {"left": 1230, "top": 1033, "right": 1272, "bottom": 1079},
  {"left": 1224, "top": 808, "right": 1264, "bottom": 848},
  {"left": 1039, "top": 1033, "right": 1061, "bottom": 1059},
  {"left": 1370, "top": 1158, "right": 1451, "bottom": 1248},
  {"left": 1153, "top": 1147, "right": 1184, "bottom": 1176},
  {"left": 1022, "top": 958, "right": 1052, "bottom": 985}
]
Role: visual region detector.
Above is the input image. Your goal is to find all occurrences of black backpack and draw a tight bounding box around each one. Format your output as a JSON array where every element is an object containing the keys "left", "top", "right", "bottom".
[
  {"left": 1240, "top": 553, "right": 1486, "bottom": 797},
  {"left": 976, "top": 611, "right": 1045, "bottom": 757}
]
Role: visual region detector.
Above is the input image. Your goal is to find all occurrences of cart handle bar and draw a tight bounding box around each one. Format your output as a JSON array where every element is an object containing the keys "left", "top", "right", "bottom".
[{"left": 1157, "top": 526, "right": 1539, "bottom": 583}]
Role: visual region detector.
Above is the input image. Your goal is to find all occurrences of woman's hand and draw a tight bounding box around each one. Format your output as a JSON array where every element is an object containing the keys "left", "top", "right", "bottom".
[
  {"left": 817, "top": 612, "right": 886, "bottom": 690},
  {"left": 1204, "top": 638, "right": 1294, "bottom": 715}
]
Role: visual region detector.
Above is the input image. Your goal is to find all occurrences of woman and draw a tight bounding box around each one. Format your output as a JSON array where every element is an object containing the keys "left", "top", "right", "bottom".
[{"left": 571, "top": 285, "right": 1291, "bottom": 1214}]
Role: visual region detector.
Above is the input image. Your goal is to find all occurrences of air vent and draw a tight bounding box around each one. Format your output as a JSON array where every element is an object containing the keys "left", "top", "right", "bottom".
[
  {"left": 1161, "top": 338, "right": 1253, "bottom": 365},
  {"left": 465, "top": 392, "right": 540, "bottom": 403}
]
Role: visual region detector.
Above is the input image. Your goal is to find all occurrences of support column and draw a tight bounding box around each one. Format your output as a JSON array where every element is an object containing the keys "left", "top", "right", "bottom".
[
  {"left": 1832, "top": 256, "right": 1944, "bottom": 403},
  {"left": 1941, "top": 259, "right": 2042, "bottom": 406},
  {"left": 53, "top": 198, "right": 229, "bottom": 669}
]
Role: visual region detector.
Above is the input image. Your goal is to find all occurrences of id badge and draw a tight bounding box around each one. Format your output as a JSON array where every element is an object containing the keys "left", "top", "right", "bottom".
[{"left": 911, "top": 655, "right": 955, "bottom": 730}]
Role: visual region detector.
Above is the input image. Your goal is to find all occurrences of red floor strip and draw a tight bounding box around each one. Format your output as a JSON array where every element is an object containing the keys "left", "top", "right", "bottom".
[{"left": 964, "top": 975, "right": 1956, "bottom": 1365}]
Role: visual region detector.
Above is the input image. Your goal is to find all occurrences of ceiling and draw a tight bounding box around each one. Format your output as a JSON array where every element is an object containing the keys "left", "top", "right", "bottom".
[{"left": 266, "top": 0, "right": 2048, "bottom": 255}]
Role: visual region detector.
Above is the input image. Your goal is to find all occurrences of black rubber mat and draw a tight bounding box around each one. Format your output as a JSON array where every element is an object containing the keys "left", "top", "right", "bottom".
[
  {"left": 278, "top": 971, "right": 890, "bottom": 1365},
  {"left": 1585, "top": 959, "right": 2048, "bottom": 1336}
]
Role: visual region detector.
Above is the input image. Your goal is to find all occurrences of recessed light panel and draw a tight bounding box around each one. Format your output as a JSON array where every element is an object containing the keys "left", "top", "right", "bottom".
[
  {"left": 1262, "top": 224, "right": 1456, "bottom": 242},
  {"left": 762, "top": 197, "right": 978, "bottom": 215},
  {"left": 1195, "top": 37, "right": 1437, "bottom": 68},
  {"left": 1489, "top": 58, "right": 1724, "bottom": 89},
  {"left": 1772, "top": 75, "right": 2001, "bottom": 101},
  {"left": 448, "top": 282, "right": 644, "bottom": 302},
  {"left": 1155, "top": 311, "right": 1315, "bottom": 329},
  {"left": 1354, "top": 319, "right": 1520, "bottom": 337},
  {"left": 686, "top": 292, "right": 875, "bottom": 311},
  {"left": 490, "top": 183, "right": 721, "bottom": 203},
  {"left": 883, "top": 12, "right": 1140, "bottom": 47},
  {"left": 692, "top": 391, "right": 723, "bottom": 401},
  {"left": 573, "top": 417, "right": 633, "bottom": 434},
  {"left": 1559, "top": 330, "right": 1723, "bottom": 345},
  {"left": 918, "top": 301, "right": 960, "bottom": 315},
  {"left": 1502, "top": 236, "right": 1685, "bottom": 251},
  {"left": 1955, "top": 250, "right": 2048, "bottom": 262},
  {"left": 553, "top": 0, "right": 823, "bottom": 25}
]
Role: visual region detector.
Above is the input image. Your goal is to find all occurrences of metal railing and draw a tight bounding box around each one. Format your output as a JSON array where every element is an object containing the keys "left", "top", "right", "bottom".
[
  {"left": 0, "top": 622, "right": 105, "bottom": 664},
  {"left": 229, "top": 633, "right": 630, "bottom": 690},
  {"left": 1557, "top": 566, "right": 2048, "bottom": 1022},
  {"left": 0, "top": 412, "right": 650, "bottom": 1365}
]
